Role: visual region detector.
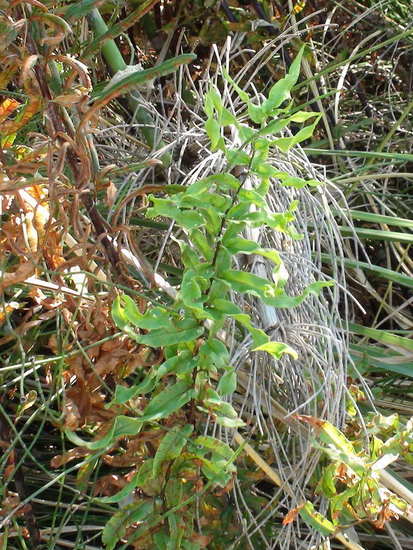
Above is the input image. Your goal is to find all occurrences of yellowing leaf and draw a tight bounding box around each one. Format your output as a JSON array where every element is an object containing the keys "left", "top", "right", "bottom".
[{"left": 0, "top": 98, "right": 20, "bottom": 123}]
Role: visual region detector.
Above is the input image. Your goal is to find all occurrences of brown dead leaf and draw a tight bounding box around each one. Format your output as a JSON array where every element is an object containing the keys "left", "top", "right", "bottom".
[
  {"left": 93, "top": 472, "right": 133, "bottom": 497},
  {"left": 106, "top": 180, "right": 117, "bottom": 208},
  {"left": 51, "top": 446, "right": 90, "bottom": 468},
  {"left": 190, "top": 534, "right": 212, "bottom": 548},
  {"left": 282, "top": 504, "right": 305, "bottom": 525},
  {"left": 43, "top": 229, "right": 64, "bottom": 269},
  {"left": 0, "top": 259, "right": 37, "bottom": 292},
  {"left": 63, "top": 399, "right": 81, "bottom": 431}
]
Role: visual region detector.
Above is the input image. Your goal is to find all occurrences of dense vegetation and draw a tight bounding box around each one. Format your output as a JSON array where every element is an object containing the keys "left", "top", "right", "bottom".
[{"left": 0, "top": 1, "right": 412, "bottom": 549}]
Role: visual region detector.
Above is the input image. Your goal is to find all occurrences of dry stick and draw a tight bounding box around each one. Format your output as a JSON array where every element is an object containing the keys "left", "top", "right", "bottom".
[
  {"left": 233, "top": 431, "right": 285, "bottom": 490},
  {"left": 25, "top": 34, "right": 120, "bottom": 273}
]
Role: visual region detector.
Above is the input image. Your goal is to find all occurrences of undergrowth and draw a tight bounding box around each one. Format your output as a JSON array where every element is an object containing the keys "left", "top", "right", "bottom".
[{"left": 1, "top": 1, "right": 413, "bottom": 550}]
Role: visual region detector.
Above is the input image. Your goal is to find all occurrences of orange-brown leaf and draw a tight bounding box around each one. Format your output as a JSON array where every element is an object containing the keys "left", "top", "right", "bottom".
[
  {"left": 0, "top": 260, "right": 37, "bottom": 292},
  {"left": 282, "top": 504, "right": 305, "bottom": 525},
  {"left": 0, "top": 96, "right": 42, "bottom": 136},
  {"left": 0, "top": 98, "right": 20, "bottom": 123},
  {"left": 51, "top": 447, "right": 90, "bottom": 468}
]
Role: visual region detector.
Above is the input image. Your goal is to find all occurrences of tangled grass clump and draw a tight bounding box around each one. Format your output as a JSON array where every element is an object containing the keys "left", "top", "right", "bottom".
[{"left": 1, "top": 2, "right": 413, "bottom": 550}]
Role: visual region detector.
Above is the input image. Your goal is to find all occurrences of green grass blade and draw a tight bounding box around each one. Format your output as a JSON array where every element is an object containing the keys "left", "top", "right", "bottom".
[
  {"left": 348, "top": 323, "right": 413, "bottom": 354},
  {"left": 350, "top": 344, "right": 413, "bottom": 378},
  {"left": 304, "top": 148, "right": 413, "bottom": 163},
  {"left": 93, "top": 54, "right": 196, "bottom": 101},
  {"left": 337, "top": 226, "right": 413, "bottom": 244},
  {"left": 337, "top": 210, "right": 413, "bottom": 230},
  {"left": 320, "top": 254, "right": 413, "bottom": 289}
]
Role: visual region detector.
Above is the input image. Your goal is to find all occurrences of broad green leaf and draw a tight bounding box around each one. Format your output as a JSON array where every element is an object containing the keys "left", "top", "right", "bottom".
[
  {"left": 202, "top": 173, "right": 240, "bottom": 190},
  {"left": 238, "top": 188, "right": 267, "bottom": 207},
  {"left": 262, "top": 280, "right": 334, "bottom": 308},
  {"left": 228, "top": 201, "right": 251, "bottom": 221},
  {"left": 110, "top": 375, "right": 156, "bottom": 405},
  {"left": 193, "top": 435, "right": 234, "bottom": 460},
  {"left": 288, "top": 111, "right": 320, "bottom": 123},
  {"left": 102, "top": 500, "right": 153, "bottom": 550},
  {"left": 135, "top": 458, "right": 156, "bottom": 489},
  {"left": 217, "top": 368, "right": 237, "bottom": 395},
  {"left": 204, "top": 86, "right": 223, "bottom": 117},
  {"left": 231, "top": 313, "right": 269, "bottom": 347},
  {"left": 190, "top": 229, "right": 213, "bottom": 260},
  {"left": 251, "top": 162, "right": 280, "bottom": 178},
  {"left": 221, "top": 270, "right": 275, "bottom": 296},
  {"left": 262, "top": 46, "right": 305, "bottom": 114},
  {"left": 256, "top": 117, "right": 290, "bottom": 137},
  {"left": 317, "top": 463, "right": 338, "bottom": 498},
  {"left": 299, "top": 416, "right": 365, "bottom": 474},
  {"left": 203, "top": 394, "right": 244, "bottom": 427},
  {"left": 122, "top": 294, "right": 147, "bottom": 325},
  {"left": 268, "top": 135, "right": 292, "bottom": 152},
  {"left": 222, "top": 271, "right": 333, "bottom": 308},
  {"left": 215, "top": 415, "right": 245, "bottom": 428},
  {"left": 329, "top": 486, "right": 358, "bottom": 523},
  {"left": 180, "top": 240, "right": 203, "bottom": 269},
  {"left": 205, "top": 117, "right": 221, "bottom": 150},
  {"left": 225, "top": 149, "right": 250, "bottom": 165},
  {"left": 298, "top": 501, "right": 335, "bottom": 536},
  {"left": 176, "top": 210, "right": 205, "bottom": 229},
  {"left": 200, "top": 456, "right": 235, "bottom": 486},
  {"left": 238, "top": 123, "right": 255, "bottom": 141},
  {"left": 222, "top": 68, "right": 250, "bottom": 103},
  {"left": 199, "top": 338, "right": 229, "bottom": 368},
  {"left": 220, "top": 107, "right": 237, "bottom": 126},
  {"left": 274, "top": 118, "right": 320, "bottom": 152},
  {"left": 248, "top": 102, "right": 266, "bottom": 124},
  {"left": 113, "top": 295, "right": 172, "bottom": 331},
  {"left": 181, "top": 275, "right": 204, "bottom": 309},
  {"left": 278, "top": 174, "right": 321, "bottom": 189},
  {"left": 147, "top": 197, "right": 181, "bottom": 219},
  {"left": 185, "top": 178, "right": 211, "bottom": 196},
  {"left": 111, "top": 295, "right": 129, "bottom": 329},
  {"left": 141, "top": 381, "right": 194, "bottom": 422},
  {"left": 203, "top": 206, "right": 222, "bottom": 234},
  {"left": 209, "top": 298, "right": 242, "bottom": 315},
  {"left": 254, "top": 341, "right": 298, "bottom": 360},
  {"left": 138, "top": 326, "right": 204, "bottom": 347},
  {"left": 65, "top": 415, "right": 142, "bottom": 450},
  {"left": 153, "top": 425, "right": 194, "bottom": 477},
  {"left": 156, "top": 353, "right": 197, "bottom": 379},
  {"left": 222, "top": 235, "right": 258, "bottom": 254},
  {"left": 165, "top": 479, "right": 185, "bottom": 511}
]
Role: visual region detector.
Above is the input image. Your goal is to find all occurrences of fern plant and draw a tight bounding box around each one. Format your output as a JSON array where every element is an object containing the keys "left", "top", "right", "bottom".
[{"left": 66, "top": 45, "right": 328, "bottom": 549}]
